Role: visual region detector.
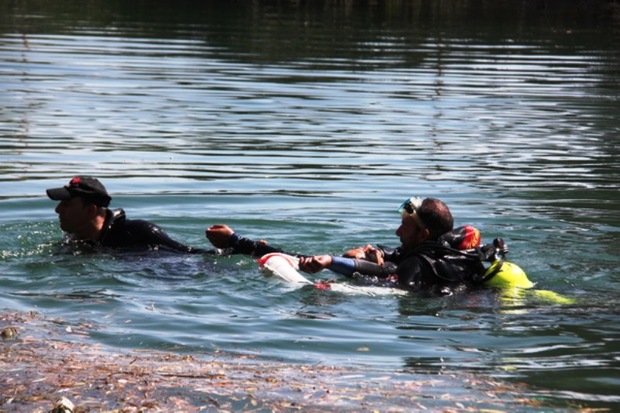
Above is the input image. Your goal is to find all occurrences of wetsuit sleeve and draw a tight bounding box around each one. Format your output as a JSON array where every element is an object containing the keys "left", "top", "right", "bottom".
[
  {"left": 328, "top": 256, "right": 397, "bottom": 278},
  {"left": 327, "top": 257, "right": 357, "bottom": 276},
  {"left": 227, "top": 233, "right": 293, "bottom": 257}
]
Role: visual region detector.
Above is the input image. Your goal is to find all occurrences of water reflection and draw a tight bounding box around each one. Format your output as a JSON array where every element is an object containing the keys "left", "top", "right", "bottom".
[{"left": 3, "top": 2, "right": 618, "bottom": 189}]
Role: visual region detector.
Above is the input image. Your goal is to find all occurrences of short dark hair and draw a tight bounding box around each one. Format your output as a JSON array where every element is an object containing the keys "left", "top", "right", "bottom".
[{"left": 418, "top": 198, "right": 454, "bottom": 240}]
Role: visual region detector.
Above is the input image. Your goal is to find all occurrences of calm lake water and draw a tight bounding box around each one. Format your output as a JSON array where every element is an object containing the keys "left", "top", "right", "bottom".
[{"left": 1, "top": 0, "right": 619, "bottom": 410}]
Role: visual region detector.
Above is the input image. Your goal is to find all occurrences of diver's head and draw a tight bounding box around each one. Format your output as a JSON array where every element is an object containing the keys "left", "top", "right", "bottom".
[
  {"left": 397, "top": 197, "right": 454, "bottom": 249},
  {"left": 47, "top": 176, "right": 111, "bottom": 240}
]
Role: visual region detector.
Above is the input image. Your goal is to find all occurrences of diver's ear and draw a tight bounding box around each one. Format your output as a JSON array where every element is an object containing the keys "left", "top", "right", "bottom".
[
  {"left": 421, "top": 227, "right": 431, "bottom": 241},
  {"left": 84, "top": 203, "right": 100, "bottom": 219}
]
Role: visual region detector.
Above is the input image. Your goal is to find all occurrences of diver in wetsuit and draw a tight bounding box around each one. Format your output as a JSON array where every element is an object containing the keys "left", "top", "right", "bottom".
[
  {"left": 299, "top": 197, "right": 488, "bottom": 293},
  {"left": 47, "top": 176, "right": 205, "bottom": 253},
  {"left": 206, "top": 197, "right": 490, "bottom": 293},
  {"left": 300, "top": 198, "right": 485, "bottom": 292}
]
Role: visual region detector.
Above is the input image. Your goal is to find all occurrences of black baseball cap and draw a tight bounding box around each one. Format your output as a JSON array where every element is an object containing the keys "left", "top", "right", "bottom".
[{"left": 46, "top": 176, "right": 112, "bottom": 207}]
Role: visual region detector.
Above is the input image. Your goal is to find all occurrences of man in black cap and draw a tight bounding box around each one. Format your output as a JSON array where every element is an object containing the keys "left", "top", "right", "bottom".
[{"left": 47, "top": 176, "right": 202, "bottom": 253}]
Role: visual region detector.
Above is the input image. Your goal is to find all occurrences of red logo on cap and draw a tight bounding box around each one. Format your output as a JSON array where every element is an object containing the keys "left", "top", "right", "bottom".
[{"left": 70, "top": 177, "right": 81, "bottom": 187}]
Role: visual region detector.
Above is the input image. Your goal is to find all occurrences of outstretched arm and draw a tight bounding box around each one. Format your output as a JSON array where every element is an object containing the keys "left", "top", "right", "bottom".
[
  {"left": 206, "top": 224, "right": 292, "bottom": 257},
  {"left": 299, "top": 255, "right": 396, "bottom": 278}
]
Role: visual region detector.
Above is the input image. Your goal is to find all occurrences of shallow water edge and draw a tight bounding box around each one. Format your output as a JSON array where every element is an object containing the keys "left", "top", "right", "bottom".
[{"left": 1, "top": 310, "right": 581, "bottom": 413}]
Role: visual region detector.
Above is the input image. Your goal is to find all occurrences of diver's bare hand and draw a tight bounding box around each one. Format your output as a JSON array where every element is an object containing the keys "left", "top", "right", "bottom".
[
  {"left": 298, "top": 255, "right": 333, "bottom": 274},
  {"left": 206, "top": 224, "right": 235, "bottom": 248},
  {"left": 343, "top": 244, "right": 384, "bottom": 265},
  {"left": 343, "top": 246, "right": 366, "bottom": 260},
  {"left": 362, "top": 245, "right": 384, "bottom": 265}
]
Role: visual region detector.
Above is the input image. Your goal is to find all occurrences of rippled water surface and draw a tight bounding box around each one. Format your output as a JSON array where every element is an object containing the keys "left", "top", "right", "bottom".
[{"left": 1, "top": 1, "right": 619, "bottom": 410}]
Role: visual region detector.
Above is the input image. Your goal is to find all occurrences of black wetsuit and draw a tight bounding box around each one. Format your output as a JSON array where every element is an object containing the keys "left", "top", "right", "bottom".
[
  {"left": 356, "top": 242, "right": 486, "bottom": 291},
  {"left": 65, "top": 208, "right": 208, "bottom": 253},
  {"left": 224, "top": 233, "right": 292, "bottom": 257}
]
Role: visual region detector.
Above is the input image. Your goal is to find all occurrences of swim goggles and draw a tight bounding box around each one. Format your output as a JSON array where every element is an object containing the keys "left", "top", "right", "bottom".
[{"left": 398, "top": 197, "right": 426, "bottom": 228}]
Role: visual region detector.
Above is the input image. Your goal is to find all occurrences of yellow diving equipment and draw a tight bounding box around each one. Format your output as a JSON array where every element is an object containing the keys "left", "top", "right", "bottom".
[
  {"left": 482, "top": 260, "right": 535, "bottom": 289},
  {"left": 482, "top": 259, "right": 575, "bottom": 305},
  {"left": 477, "top": 238, "right": 574, "bottom": 305}
]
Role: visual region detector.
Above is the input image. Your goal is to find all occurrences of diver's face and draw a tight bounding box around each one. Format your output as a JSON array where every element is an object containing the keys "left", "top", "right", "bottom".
[
  {"left": 396, "top": 215, "right": 426, "bottom": 251},
  {"left": 54, "top": 197, "right": 92, "bottom": 235}
]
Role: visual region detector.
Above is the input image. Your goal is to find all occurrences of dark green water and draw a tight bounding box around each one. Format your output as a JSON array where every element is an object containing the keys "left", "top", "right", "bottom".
[{"left": 1, "top": 0, "right": 619, "bottom": 410}]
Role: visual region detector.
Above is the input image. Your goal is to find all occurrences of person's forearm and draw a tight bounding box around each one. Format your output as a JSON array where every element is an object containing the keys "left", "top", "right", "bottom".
[
  {"left": 327, "top": 256, "right": 358, "bottom": 277},
  {"left": 229, "top": 233, "right": 289, "bottom": 257},
  {"left": 328, "top": 256, "right": 394, "bottom": 278}
]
